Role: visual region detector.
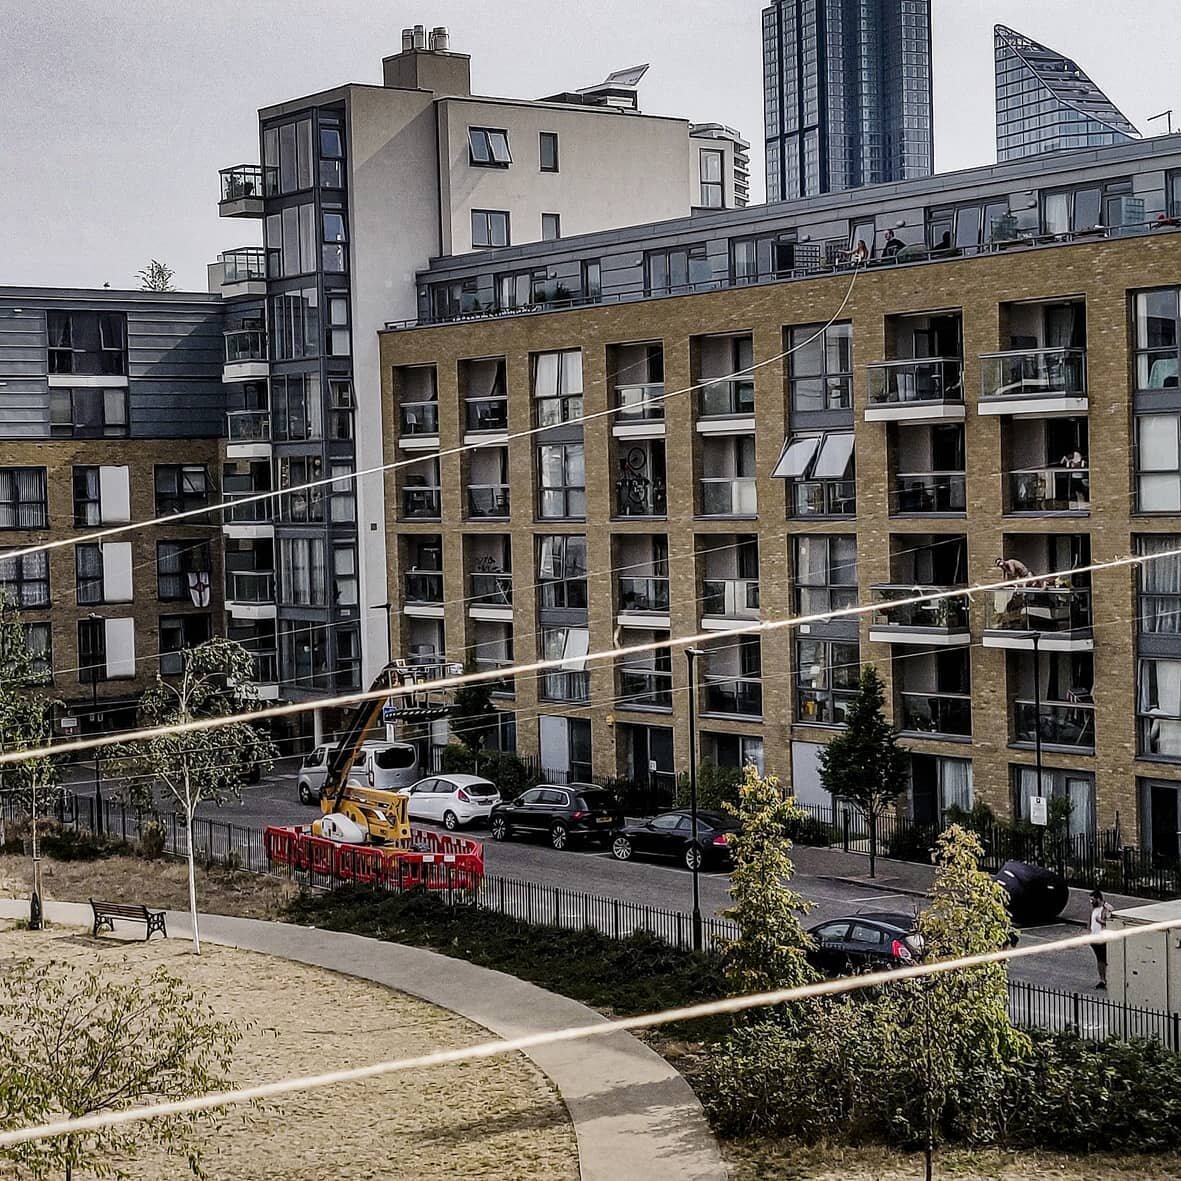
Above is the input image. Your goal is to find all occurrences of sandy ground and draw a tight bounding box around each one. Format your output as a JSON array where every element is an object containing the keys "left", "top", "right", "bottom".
[{"left": 0, "top": 925, "right": 578, "bottom": 1181}]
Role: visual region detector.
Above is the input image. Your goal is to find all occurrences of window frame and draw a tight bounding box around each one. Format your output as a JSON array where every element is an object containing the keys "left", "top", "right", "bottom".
[
  {"left": 0, "top": 468, "right": 49, "bottom": 531},
  {"left": 541, "top": 212, "right": 562, "bottom": 242},
  {"left": 699, "top": 147, "right": 725, "bottom": 209},
  {"left": 0, "top": 550, "right": 50, "bottom": 608},
  {"left": 792, "top": 535, "right": 858, "bottom": 615},
  {"left": 154, "top": 464, "right": 210, "bottom": 517},
  {"left": 539, "top": 131, "right": 559, "bottom": 172},
  {"left": 795, "top": 638, "right": 861, "bottom": 725},
  {"left": 75, "top": 542, "right": 104, "bottom": 606},
  {"left": 537, "top": 442, "right": 586, "bottom": 520},
  {"left": 471, "top": 208, "right": 511, "bottom": 249},
  {"left": 156, "top": 540, "right": 211, "bottom": 602},
  {"left": 468, "top": 127, "right": 512, "bottom": 168},
  {"left": 537, "top": 534, "right": 588, "bottom": 609},
  {"left": 787, "top": 322, "right": 854, "bottom": 414}
]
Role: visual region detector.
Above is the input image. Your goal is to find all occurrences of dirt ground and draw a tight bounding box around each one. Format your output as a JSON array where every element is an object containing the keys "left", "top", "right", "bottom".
[
  {"left": 0, "top": 924, "right": 578, "bottom": 1181},
  {"left": 724, "top": 1141, "right": 1181, "bottom": 1180},
  {"left": 0, "top": 853, "right": 294, "bottom": 919}
]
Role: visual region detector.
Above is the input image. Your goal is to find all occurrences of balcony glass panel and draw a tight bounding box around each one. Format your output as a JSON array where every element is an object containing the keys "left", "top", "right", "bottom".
[
  {"left": 797, "top": 688, "right": 857, "bottom": 725},
  {"left": 700, "top": 477, "right": 757, "bottom": 515},
  {"left": 401, "top": 487, "right": 441, "bottom": 519},
  {"left": 792, "top": 480, "right": 856, "bottom": 516},
  {"left": 891, "top": 473, "right": 966, "bottom": 514},
  {"left": 618, "top": 577, "right": 670, "bottom": 613},
  {"left": 618, "top": 667, "right": 673, "bottom": 709},
  {"left": 467, "top": 485, "right": 510, "bottom": 518},
  {"left": 227, "top": 410, "right": 271, "bottom": 443},
  {"left": 223, "top": 493, "right": 272, "bottom": 524},
  {"left": 699, "top": 378, "right": 755, "bottom": 417},
  {"left": 980, "top": 348, "right": 1087, "bottom": 401},
  {"left": 1008, "top": 467, "right": 1090, "bottom": 513},
  {"left": 615, "top": 384, "right": 665, "bottom": 421},
  {"left": 224, "top": 329, "right": 267, "bottom": 364},
  {"left": 465, "top": 397, "right": 508, "bottom": 433},
  {"left": 900, "top": 692, "right": 972, "bottom": 737},
  {"left": 539, "top": 670, "right": 591, "bottom": 703},
  {"left": 1013, "top": 700, "right": 1096, "bottom": 751},
  {"left": 251, "top": 649, "right": 278, "bottom": 684},
  {"left": 702, "top": 578, "right": 760, "bottom": 618},
  {"left": 867, "top": 358, "right": 964, "bottom": 407},
  {"left": 400, "top": 402, "right": 439, "bottom": 436},
  {"left": 221, "top": 248, "right": 268, "bottom": 284},
  {"left": 227, "top": 570, "right": 275, "bottom": 603},
  {"left": 703, "top": 675, "right": 763, "bottom": 717},
  {"left": 985, "top": 586, "right": 1092, "bottom": 633},
  {"left": 404, "top": 571, "right": 444, "bottom": 603},
  {"left": 616, "top": 480, "right": 667, "bottom": 517},
  {"left": 219, "top": 165, "right": 275, "bottom": 202},
  {"left": 475, "top": 657, "right": 515, "bottom": 696},
  {"left": 470, "top": 573, "right": 513, "bottom": 606},
  {"left": 872, "top": 586, "right": 969, "bottom": 630}
]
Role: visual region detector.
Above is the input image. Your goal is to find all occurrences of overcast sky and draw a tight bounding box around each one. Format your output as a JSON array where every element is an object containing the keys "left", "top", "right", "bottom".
[{"left": 2, "top": 0, "right": 1175, "bottom": 291}]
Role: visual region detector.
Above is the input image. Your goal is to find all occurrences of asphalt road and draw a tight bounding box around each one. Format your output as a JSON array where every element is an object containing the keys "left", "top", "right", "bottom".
[{"left": 66, "top": 758, "right": 1098, "bottom": 993}]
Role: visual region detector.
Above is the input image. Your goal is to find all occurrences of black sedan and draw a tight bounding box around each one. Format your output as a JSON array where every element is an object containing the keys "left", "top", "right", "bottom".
[
  {"left": 806, "top": 912, "right": 925, "bottom": 976},
  {"left": 489, "top": 784, "right": 623, "bottom": 850},
  {"left": 611, "top": 809, "right": 740, "bottom": 870}
]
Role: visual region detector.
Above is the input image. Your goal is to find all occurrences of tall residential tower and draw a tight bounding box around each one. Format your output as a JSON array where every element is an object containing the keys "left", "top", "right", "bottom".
[{"left": 762, "top": 0, "right": 933, "bottom": 201}]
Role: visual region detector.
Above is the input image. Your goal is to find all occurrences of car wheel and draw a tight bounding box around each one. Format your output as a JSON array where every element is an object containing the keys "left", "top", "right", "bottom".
[
  {"left": 550, "top": 822, "right": 569, "bottom": 851},
  {"left": 612, "top": 835, "right": 633, "bottom": 862},
  {"left": 684, "top": 844, "right": 703, "bottom": 871},
  {"left": 298, "top": 781, "right": 313, "bottom": 805},
  {"left": 490, "top": 816, "right": 509, "bottom": 841},
  {"left": 443, "top": 810, "right": 459, "bottom": 832}
]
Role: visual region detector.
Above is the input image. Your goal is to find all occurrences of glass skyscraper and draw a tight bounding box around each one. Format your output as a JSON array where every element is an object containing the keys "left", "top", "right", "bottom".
[
  {"left": 995, "top": 25, "right": 1139, "bottom": 162},
  {"left": 762, "top": 0, "right": 933, "bottom": 202}
]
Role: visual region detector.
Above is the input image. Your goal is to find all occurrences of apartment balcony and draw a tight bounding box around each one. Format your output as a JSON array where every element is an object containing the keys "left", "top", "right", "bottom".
[
  {"left": 464, "top": 397, "right": 508, "bottom": 442},
  {"left": 218, "top": 165, "right": 274, "bottom": 217},
  {"left": 219, "top": 247, "right": 268, "bottom": 298},
  {"left": 225, "top": 571, "right": 276, "bottom": 621},
  {"left": 891, "top": 471, "right": 967, "bottom": 515},
  {"left": 865, "top": 358, "right": 965, "bottom": 423},
  {"left": 700, "top": 477, "right": 757, "bottom": 517},
  {"left": 403, "top": 571, "right": 444, "bottom": 618},
  {"left": 1013, "top": 699, "right": 1095, "bottom": 753},
  {"left": 899, "top": 691, "right": 972, "bottom": 738},
  {"left": 401, "top": 485, "right": 442, "bottom": 520},
  {"left": 467, "top": 484, "right": 510, "bottom": 520},
  {"left": 792, "top": 479, "right": 856, "bottom": 517},
  {"left": 225, "top": 410, "right": 272, "bottom": 460},
  {"left": 615, "top": 480, "right": 667, "bottom": 519},
  {"left": 618, "top": 576, "right": 671, "bottom": 629},
  {"left": 539, "top": 670, "right": 591, "bottom": 704},
  {"left": 618, "top": 666, "right": 674, "bottom": 711},
  {"left": 223, "top": 328, "right": 268, "bottom": 383},
  {"left": 983, "top": 586, "right": 1094, "bottom": 652},
  {"left": 398, "top": 402, "right": 440, "bottom": 450},
  {"left": 1007, "top": 466, "right": 1090, "bottom": 514},
  {"left": 221, "top": 492, "right": 273, "bottom": 540},
  {"left": 469, "top": 572, "right": 513, "bottom": 622},
  {"left": 613, "top": 384, "right": 666, "bottom": 439},
  {"left": 702, "top": 675, "right": 763, "bottom": 719},
  {"left": 475, "top": 657, "right": 516, "bottom": 697},
  {"left": 249, "top": 649, "right": 281, "bottom": 701},
  {"left": 697, "top": 379, "right": 756, "bottom": 433},
  {"left": 979, "top": 348, "right": 1087, "bottom": 417},
  {"left": 702, "top": 578, "right": 760, "bottom": 629},
  {"left": 868, "top": 585, "right": 971, "bottom": 646}
]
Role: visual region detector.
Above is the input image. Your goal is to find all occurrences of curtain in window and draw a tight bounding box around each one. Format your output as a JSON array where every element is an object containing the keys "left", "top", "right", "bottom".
[
  {"left": 1066, "top": 778, "right": 1095, "bottom": 838},
  {"left": 533, "top": 353, "right": 560, "bottom": 397},
  {"left": 938, "top": 758, "right": 973, "bottom": 813},
  {"left": 76, "top": 545, "right": 102, "bottom": 604},
  {"left": 1139, "top": 536, "right": 1181, "bottom": 633},
  {"left": 13, "top": 469, "right": 47, "bottom": 528},
  {"left": 1016, "top": 767, "right": 1055, "bottom": 823}
]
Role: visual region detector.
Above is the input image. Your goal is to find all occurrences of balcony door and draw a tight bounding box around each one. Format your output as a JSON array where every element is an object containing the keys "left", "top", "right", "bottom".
[{"left": 1146, "top": 781, "right": 1181, "bottom": 863}]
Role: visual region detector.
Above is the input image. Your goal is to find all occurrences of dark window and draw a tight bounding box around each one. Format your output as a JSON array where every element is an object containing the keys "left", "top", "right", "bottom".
[
  {"left": 75, "top": 544, "right": 103, "bottom": 606},
  {"left": 539, "top": 131, "right": 559, "bottom": 172},
  {"left": 157, "top": 541, "right": 211, "bottom": 601},
  {"left": 155, "top": 465, "right": 210, "bottom": 516},
  {"left": 159, "top": 614, "right": 212, "bottom": 676},
  {"left": 538, "top": 535, "right": 587, "bottom": 609},
  {"left": 537, "top": 444, "right": 585, "bottom": 519},
  {"left": 700, "top": 148, "right": 725, "bottom": 208},
  {"left": 24, "top": 623, "right": 52, "bottom": 684},
  {"left": 533, "top": 350, "right": 583, "bottom": 425},
  {"left": 278, "top": 456, "right": 324, "bottom": 523},
  {"left": 581, "top": 260, "right": 601, "bottom": 303},
  {"left": 319, "top": 124, "right": 344, "bottom": 188},
  {"left": 78, "top": 617, "right": 105, "bottom": 683},
  {"left": 472, "top": 209, "right": 510, "bottom": 248},
  {"left": 0, "top": 468, "right": 48, "bottom": 530},
  {"left": 468, "top": 128, "right": 512, "bottom": 167},
  {"left": 73, "top": 467, "right": 101, "bottom": 527},
  {"left": 773, "top": 432, "right": 857, "bottom": 517},
  {"left": 47, "top": 311, "right": 126, "bottom": 376},
  {"left": 788, "top": 323, "right": 853, "bottom": 413},
  {"left": 322, "top": 211, "right": 347, "bottom": 273},
  {"left": 541, "top": 213, "right": 561, "bottom": 242},
  {"left": 50, "top": 389, "right": 128, "bottom": 437},
  {"left": 270, "top": 288, "right": 320, "bottom": 359},
  {"left": 645, "top": 245, "right": 712, "bottom": 296},
  {"left": 793, "top": 535, "right": 857, "bottom": 614},
  {"left": 271, "top": 373, "right": 324, "bottom": 441},
  {"left": 0, "top": 550, "right": 49, "bottom": 608},
  {"left": 796, "top": 639, "right": 860, "bottom": 724}
]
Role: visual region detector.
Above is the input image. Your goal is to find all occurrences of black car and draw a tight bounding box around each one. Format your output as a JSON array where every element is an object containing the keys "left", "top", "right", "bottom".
[
  {"left": 806, "top": 911, "right": 925, "bottom": 977},
  {"left": 489, "top": 784, "right": 623, "bottom": 850},
  {"left": 611, "top": 810, "right": 740, "bottom": 870}
]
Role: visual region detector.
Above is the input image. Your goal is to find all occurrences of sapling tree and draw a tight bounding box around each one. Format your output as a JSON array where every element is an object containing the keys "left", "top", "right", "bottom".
[
  {"left": 113, "top": 638, "right": 276, "bottom": 953},
  {"left": 135, "top": 259, "right": 176, "bottom": 291}
]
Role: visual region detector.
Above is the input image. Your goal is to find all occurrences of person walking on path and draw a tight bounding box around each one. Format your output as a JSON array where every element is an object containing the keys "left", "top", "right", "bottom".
[{"left": 1090, "top": 889, "right": 1114, "bottom": 989}]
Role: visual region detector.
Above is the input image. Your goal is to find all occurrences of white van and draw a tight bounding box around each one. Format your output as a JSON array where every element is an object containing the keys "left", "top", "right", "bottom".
[{"left": 296, "top": 740, "right": 420, "bottom": 804}]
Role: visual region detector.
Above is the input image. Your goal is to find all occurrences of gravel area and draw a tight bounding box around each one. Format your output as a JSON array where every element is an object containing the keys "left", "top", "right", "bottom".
[{"left": 0, "top": 924, "right": 578, "bottom": 1180}]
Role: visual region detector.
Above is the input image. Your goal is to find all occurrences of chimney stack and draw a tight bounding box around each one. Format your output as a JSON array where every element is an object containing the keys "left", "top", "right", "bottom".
[
  {"left": 401, "top": 28, "right": 414, "bottom": 51},
  {"left": 431, "top": 26, "right": 450, "bottom": 52},
  {"left": 384, "top": 22, "right": 470, "bottom": 94},
  {"left": 413, "top": 24, "right": 426, "bottom": 49}
]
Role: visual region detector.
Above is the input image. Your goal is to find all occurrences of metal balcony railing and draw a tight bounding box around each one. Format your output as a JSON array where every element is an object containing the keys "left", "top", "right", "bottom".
[
  {"left": 227, "top": 570, "right": 275, "bottom": 603},
  {"left": 615, "top": 479, "right": 667, "bottom": 517},
  {"left": 224, "top": 328, "right": 267, "bottom": 365},
  {"left": 226, "top": 410, "right": 271, "bottom": 443},
  {"left": 618, "top": 576, "right": 670, "bottom": 613},
  {"left": 220, "top": 247, "right": 268, "bottom": 284},
  {"left": 400, "top": 401, "right": 439, "bottom": 436},
  {"left": 985, "top": 585, "right": 1092, "bottom": 634},
  {"left": 465, "top": 396, "right": 508, "bottom": 433},
  {"left": 539, "top": 670, "right": 591, "bottom": 703},
  {"left": 900, "top": 691, "right": 972, "bottom": 737},
  {"left": 702, "top": 675, "right": 763, "bottom": 717},
  {"left": 401, "top": 487, "right": 442, "bottom": 519},
  {"left": 404, "top": 571, "right": 444, "bottom": 604},
  {"left": 891, "top": 472, "right": 966, "bottom": 515},
  {"left": 702, "top": 578, "right": 760, "bottom": 619},
  {"left": 792, "top": 479, "right": 855, "bottom": 517},
  {"left": 1014, "top": 700, "right": 1096, "bottom": 751},
  {"left": 700, "top": 477, "right": 757, "bottom": 516},
  {"left": 699, "top": 378, "right": 755, "bottom": 418},
  {"left": 1007, "top": 466, "right": 1090, "bottom": 513},
  {"left": 797, "top": 688, "right": 857, "bottom": 726},
  {"left": 470, "top": 572, "right": 513, "bottom": 606},
  {"left": 980, "top": 348, "right": 1087, "bottom": 401},
  {"left": 467, "top": 484, "right": 510, "bottom": 518},
  {"left": 219, "top": 165, "right": 276, "bottom": 203},
  {"left": 872, "top": 585, "right": 969, "bottom": 631},
  {"left": 618, "top": 667, "right": 673, "bottom": 709},
  {"left": 615, "top": 383, "right": 665, "bottom": 421},
  {"left": 222, "top": 492, "right": 272, "bottom": 524},
  {"left": 251, "top": 649, "right": 279, "bottom": 684},
  {"left": 867, "top": 357, "right": 964, "bottom": 406}
]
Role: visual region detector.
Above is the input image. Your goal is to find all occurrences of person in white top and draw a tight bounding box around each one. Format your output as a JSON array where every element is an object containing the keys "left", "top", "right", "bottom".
[{"left": 1089, "top": 888, "right": 1114, "bottom": 990}]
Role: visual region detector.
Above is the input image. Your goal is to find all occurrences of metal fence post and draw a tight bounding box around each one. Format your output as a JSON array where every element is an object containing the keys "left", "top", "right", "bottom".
[
  {"left": 1071, "top": 991, "right": 1081, "bottom": 1035},
  {"left": 842, "top": 808, "right": 851, "bottom": 853},
  {"left": 553, "top": 886, "right": 560, "bottom": 927},
  {"left": 613, "top": 898, "right": 620, "bottom": 940},
  {"left": 1172, "top": 1012, "right": 1180, "bottom": 1055}
]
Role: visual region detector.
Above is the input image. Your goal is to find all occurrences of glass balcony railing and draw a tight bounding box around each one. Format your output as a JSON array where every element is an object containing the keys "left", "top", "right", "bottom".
[
  {"left": 470, "top": 572, "right": 513, "bottom": 606},
  {"left": 251, "top": 649, "right": 279, "bottom": 684},
  {"left": 872, "top": 585, "right": 969, "bottom": 631},
  {"left": 218, "top": 165, "right": 276, "bottom": 203},
  {"left": 702, "top": 578, "right": 760, "bottom": 619},
  {"left": 1007, "top": 466, "right": 1090, "bottom": 513},
  {"left": 618, "top": 576, "right": 670, "bottom": 613},
  {"left": 404, "top": 571, "right": 444, "bottom": 604},
  {"left": 227, "top": 570, "right": 275, "bottom": 604},
  {"left": 401, "top": 487, "right": 442, "bottom": 519},
  {"left": 618, "top": 666, "right": 674, "bottom": 709},
  {"left": 222, "top": 492, "right": 272, "bottom": 524},
  {"left": 797, "top": 689, "right": 857, "bottom": 726},
  {"left": 467, "top": 484, "right": 510, "bottom": 518},
  {"left": 226, "top": 410, "right": 271, "bottom": 443},
  {"left": 980, "top": 348, "right": 1087, "bottom": 402},
  {"left": 793, "top": 479, "right": 856, "bottom": 517},
  {"left": 615, "top": 383, "right": 665, "bottom": 421},
  {"left": 220, "top": 247, "right": 268, "bottom": 284},
  {"left": 400, "top": 401, "right": 439, "bottom": 436},
  {"left": 699, "top": 378, "right": 755, "bottom": 417},
  {"left": 700, "top": 477, "right": 757, "bottom": 516},
  {"left": 891, "top": 472, "right": 966, "bottom": 515},
  {"left": 224, "top": 328, "right": 267, "bottom": 365},
  {"left": 1014, "top": 700, "right": 1096, "bottom": 751},
  {"left": 703, "top": 675, "right": 763, "bottom": 718},
  {"left": 985, "top": 586, "right": 1092, "bottom": 634},
  {"left": 475, "top": 658, "right": 515, "bottom": 696},
  {"left": 540, "top": 670, "right": 591, "bottom": 703},
  {"left": 900, "top": 691, "right": 972, "bottom": 737},
  {"left": 615, "top": 479, "right": 667, "bottom": 517},
  {"left": 465, "top": 397, "right": 508, "bottom": 433},
  {"left": 867, "top": 358, "right": 964, "bottom": 407}
]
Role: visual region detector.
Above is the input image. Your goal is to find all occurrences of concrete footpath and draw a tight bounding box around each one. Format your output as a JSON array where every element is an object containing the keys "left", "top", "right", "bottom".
[{"left": 0, "top": 899, "right": 726, "bottom": 1181}]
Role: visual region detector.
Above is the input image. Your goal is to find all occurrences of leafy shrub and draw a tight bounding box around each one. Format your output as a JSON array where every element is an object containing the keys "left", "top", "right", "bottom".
[
  {"left": 438, "top": 744, "right": 537, "bottom": 798},
  {"left": 139, "top": 819, "right": 166, "bottom": 860},
  {"left": 674, "top": 762, "right": 743, "bottom": 812},
  {"left": 38, "top": 825, "right": 117, "bottom": 862}
]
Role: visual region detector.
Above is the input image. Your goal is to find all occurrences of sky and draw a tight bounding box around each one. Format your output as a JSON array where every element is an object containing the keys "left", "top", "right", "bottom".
[{"left": 2, "top": 0, "right": 1176, "bottom": 291}]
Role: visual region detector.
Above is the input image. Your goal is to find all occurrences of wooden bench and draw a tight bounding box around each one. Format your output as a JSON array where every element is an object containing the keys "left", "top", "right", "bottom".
[{"left": 90, "top": 899, "right": 167, "bottom": 942}]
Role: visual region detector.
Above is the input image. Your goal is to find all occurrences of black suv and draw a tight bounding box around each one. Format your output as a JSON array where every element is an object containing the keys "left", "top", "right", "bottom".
[{"left": 489, "top": 784, "right": 623, "bottom": 850}]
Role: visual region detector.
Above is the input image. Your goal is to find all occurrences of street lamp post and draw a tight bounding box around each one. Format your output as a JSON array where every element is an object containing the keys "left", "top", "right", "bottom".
[
  {"left": 1031, "top": 630, "right": 1044, "bottom": 858},
  {"left": 86, "top": 612, "right": 105, "bottom": 836},
  {"left": 685, "top": 646, "right": 705, "bottom": 953}
]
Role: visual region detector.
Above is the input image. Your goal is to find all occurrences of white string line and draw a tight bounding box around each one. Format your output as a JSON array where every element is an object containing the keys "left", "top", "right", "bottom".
[
  {"left": 0, "top": 270, "right": 864, "bottom": 566},
  {"left": 1, "top": 914, "right": 1176, "bottom": 1152},
  {"left": 0, "top": 545, "right": 1175, "bottom": 770}
]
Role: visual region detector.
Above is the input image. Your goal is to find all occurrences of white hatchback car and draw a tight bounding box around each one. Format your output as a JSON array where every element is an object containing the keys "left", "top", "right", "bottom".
[{"left": 403, "top": 774, "right": 500, "bottom": 830}]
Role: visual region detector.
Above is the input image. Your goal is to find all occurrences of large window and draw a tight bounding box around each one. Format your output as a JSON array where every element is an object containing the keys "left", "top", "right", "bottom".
[
  {"left": 75, "top": 544, "right": 103, "bottom": 606},
  {"left": 730, "top": 233, "right": 799, "bottom": 284},
  {"left": 1138, "top": 535, "right": 1181, "bottom": 635},
  {"left": 541, "top": 213, "right": 561, "bottom": 242},
  {"left": 539, "top": 131, "right": 559, "bottom": 172},
  {"left": 0, "top": 468, "right": 48, "bottom": 530},
  {"left": 472, "top": 209, "right": 510, "bottom": 249},
  {"left": 468, "top": 128, "right": 512, "bottom": 167},
  {"left": 0, "top": 550, "right": 49, "bottom": 608},
  {"left": 645, "top": 245, "right": 711, "bottom": 296},
  {"left": 47, "top": 311, "right": 126, "bottom": 376},
  {"left": 699, "top": 148, "right": 724, "bottom": 208},
  {"left": 271, "top": 373, "right": 323, "bottom": 441},
  {"left": 279, "top": 456, "right": 325, "bottom": 523},
  {"left": 322, "top": 211, "right": 347, "bottom": 273},
  {"left": 1136, "top": 414, "right": 1181, "bottom": 512},
  {"left": 159, "top": 614, "right": 212, "bottom": 676},
  {"left": 77, "top": 617, "right": 106, "bottom": 683},
  {"left": 73, "top": 467, "right": 101, "bottom": 527},
  {"left": 319, "top": 123, "right": 344, "bottom": 188},
  {"left": 796, "top": 639, "right": 860, "bottom": 725},
  {"left": 1013, "top": 766, "right": 1095, "bottom": 838},
  {"left": 793, "top": 535, "right": 857, "bottom": 614},
  {"left": 1134, "top": 289, "right": 1180, "bottom": 392},
  {"left": 270, "top": 288, "right": 320, "bottom": 359},
  {"left": 264, "top": 202, "right": 316, "bottom": 277},
  {"left": 773, "top": 432, "right": 856, "bottom": 517},
  {"left": 533, "top": 350, "right": 583, "bottom": 426},
  {"left": 788, "top": 322, "right": 853, "bottom": 413},
  {"left": 155, "top": 465, "right": 209, "bottom": 516},
  {"left": 537, "top": 444, "right": 585, "bottom": 519},
  {"left": 538, "top": 535, "right": 587, "bottom": 609},
  {"left": 49, "top": 388, "right": 128, "bottom": 438},
  {"left": 1138, "top": 657, "right": 1181, "bottom": 759},
  {"left": 279, "top": 537, "right": 328, "bottom": 607},
  {"left": 157, "top": 541, "right": 211, "bottom": 602},
  {"left": 263, "top": 117, "right": 313, "bottom": 195}
]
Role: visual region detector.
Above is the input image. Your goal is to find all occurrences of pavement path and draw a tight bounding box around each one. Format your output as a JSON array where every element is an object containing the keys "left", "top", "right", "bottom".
[{"left": 0, "top": 899, "right": 727, "bottom": 1181}]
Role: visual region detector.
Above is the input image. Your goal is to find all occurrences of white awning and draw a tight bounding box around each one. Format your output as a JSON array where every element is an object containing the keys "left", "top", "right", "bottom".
[
  {"left": 812, "top": 432, "right": 855, "bottom": 479},
  {"left": 771, "top": 435, "right": 820, "bottom": 479}
]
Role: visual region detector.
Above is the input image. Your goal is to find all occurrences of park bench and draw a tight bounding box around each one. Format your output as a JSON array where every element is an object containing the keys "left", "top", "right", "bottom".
[{"left": 90, "top": 899, "right": 167, "bottom": 942}]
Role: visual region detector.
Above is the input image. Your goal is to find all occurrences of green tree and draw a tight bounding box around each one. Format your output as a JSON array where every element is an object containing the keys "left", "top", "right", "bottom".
[
  {"left": 721, "top": 765, "right": 817, "bottom": 1005},
  {"left": 0, "top": 959, "right": 240, "bottom": 1180},
  {"left": 0, "top": 597, "right": 62, "bottom": 927},
  {"left": 674, "top": 760, "right": 742, "bottom": 812},
  {"left": 113, "top": 639, "right": 276, "bottom": 953},
  {"left": 448, "top": 662, "right": 497, "bottom": 753},
  {"left": 135, "top": 259, "right": 176, "bottom": 291},
  {"left": 817, "top": 665, "right": 909, "bottom": 878}
]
